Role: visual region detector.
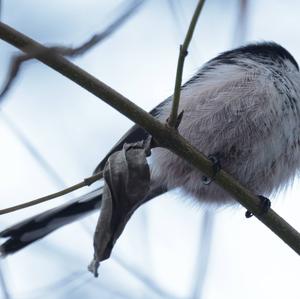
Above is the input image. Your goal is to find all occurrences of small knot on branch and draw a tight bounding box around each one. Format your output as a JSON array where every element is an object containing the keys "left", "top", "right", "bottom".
[{"left": 180, "top": 44, "right": 188, "bottom": 57}]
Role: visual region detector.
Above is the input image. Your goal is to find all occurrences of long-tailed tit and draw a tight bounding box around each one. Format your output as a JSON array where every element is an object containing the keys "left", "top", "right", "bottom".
[{"left": 1, "top": 41, "right": 300, "bottom": 255}]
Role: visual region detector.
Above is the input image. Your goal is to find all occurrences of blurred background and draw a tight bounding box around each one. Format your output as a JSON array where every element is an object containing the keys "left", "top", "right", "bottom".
[{"left": 0, "top": 0, "right": 299, "bottom": 298}]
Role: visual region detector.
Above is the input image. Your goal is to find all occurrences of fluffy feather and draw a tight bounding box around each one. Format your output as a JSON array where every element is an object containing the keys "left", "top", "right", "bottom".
[{"left": 151, "top": 42, "right": 300, "bottom": 203}]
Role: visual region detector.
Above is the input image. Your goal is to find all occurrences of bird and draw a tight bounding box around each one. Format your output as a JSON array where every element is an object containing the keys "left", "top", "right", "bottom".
[{"left": 1, "top": 41, "right": 300, "bottom": 256}]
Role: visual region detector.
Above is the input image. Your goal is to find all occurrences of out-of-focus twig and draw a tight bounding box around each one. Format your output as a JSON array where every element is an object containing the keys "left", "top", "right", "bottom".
[
  {"left": 0, "top": 0, "right": 145, "bottom": 101},
  {"left": 191, "top": 211, "right": 215, "bottom": 299},
  {"left": 167, "top": 0, "right": 184, "bottom": 36},
  {"left": 114, "top": 255, "right": 184, "bottom": 299},
  {"left": 167, "top": 0, "right": 206, "bottom": 127},
  {"left": 0, "top": 264, "right": 10, "bottom": 299},
  {"left": 1, "top": 112, "right": 67, "bottom": 189},
  {"left": 0, "top": 51, "right": 37, "bottom": 100},
  {"left": 16, "top": 270, "right": 87, "bottom": 298},
  {"left": 232, "top": 0, "right": 249, "bottom": 47},
  {"left": 55, "top": 0, "right": 145, "bottom": 57},
  {"left": 0, "top": 8, "right": 10, "bottom": 299}
]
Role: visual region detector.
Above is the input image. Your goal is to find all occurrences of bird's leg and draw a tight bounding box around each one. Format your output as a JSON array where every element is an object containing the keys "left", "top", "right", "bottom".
[
  {"left": 245, "top": 195, "right": 271, "bottom": 218},
  {"left": 202, "top": 153, "right": 221, "bottom": 185}
]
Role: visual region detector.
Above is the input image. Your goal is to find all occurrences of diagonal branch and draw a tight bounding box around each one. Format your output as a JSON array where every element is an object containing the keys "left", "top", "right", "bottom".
[
  {"left": 0, "top": 21, "right": 299, "bottom": 254},
  {"left": 168, "top": 0, "right": 206, "bottom": 127}
]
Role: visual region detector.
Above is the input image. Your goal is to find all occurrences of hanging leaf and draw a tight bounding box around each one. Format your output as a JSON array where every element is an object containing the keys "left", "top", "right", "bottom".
[{"left": 88, "top": 139, "right": 151, "bottom": 277}]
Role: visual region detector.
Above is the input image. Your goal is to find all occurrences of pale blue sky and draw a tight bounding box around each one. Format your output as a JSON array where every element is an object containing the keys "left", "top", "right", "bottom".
[{"left": 0, "top": 1, "right": 299, "bottom": 298}]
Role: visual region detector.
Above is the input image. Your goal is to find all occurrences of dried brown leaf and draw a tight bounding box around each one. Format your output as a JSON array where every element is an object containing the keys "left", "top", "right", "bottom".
[{"left": 88, "top": 139, "right": 151, "bottom": 277}]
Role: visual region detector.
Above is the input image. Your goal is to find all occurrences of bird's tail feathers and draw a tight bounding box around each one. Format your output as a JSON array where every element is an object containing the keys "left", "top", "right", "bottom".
[{"left": 0, "top": 188, "right": 103, "bottom": 256}]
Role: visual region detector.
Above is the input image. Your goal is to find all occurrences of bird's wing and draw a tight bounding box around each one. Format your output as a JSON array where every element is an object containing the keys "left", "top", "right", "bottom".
[{"left": 93, "top": 98, "right": 170, "bottom": 173}]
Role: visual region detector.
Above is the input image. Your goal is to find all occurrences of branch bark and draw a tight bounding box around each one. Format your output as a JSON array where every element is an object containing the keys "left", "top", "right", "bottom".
[
  {"left": 0, "top": 172, "right": 103, "bottom": 215},
  {"left": 0, "top": 21, "right": 299, "bottom": 254},
  {"left": 168, "top": 0, "right": 206, "bottom": 127}
]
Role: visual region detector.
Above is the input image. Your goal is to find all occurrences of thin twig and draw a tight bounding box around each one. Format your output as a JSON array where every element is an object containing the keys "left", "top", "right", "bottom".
[
  {"left": 0, "top": 22, "right": 299, "bottom": 254},
  {"left": 0, "top": 51, "right": 37, "bottom": 99},
  {"left": 55, "top": 0, "right": 145, "bottom": 57},
  {"left": 1, "top": 112, "right": 67, "bottom": 189},
  {"left": 167, "top": 0, "right": 184, "bottom": 36},
  {"left": 0, "top": 172, "right": 102, "bottom": 215},
  {"left": 168, "top": 0, "right": 206, "bottom": 127},
  {"left": 0, "top": 265, "right": 10, "bottom": 299},
  {"left": 191, "top": 211, "right": 215, "bottom": 299},
  {"left": 0, "top": 0, "right": 145, "bottom": 101},
  {"left": 232, "top": 0, "right": 249, "bottom": 46},
  {"left": 113, "top": 255, "right": 184, "bottom": 299}
]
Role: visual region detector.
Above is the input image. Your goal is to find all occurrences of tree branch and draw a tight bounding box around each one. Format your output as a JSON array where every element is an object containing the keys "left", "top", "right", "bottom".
[
  {"left": 0, "top": 21, "right": 299, "bottom": 254},
  {"left": 0, "top": 172, "right": 103, "bottom": 215},
  {"left": 168, "top": 0, "right": 206, "bottom": 127}
]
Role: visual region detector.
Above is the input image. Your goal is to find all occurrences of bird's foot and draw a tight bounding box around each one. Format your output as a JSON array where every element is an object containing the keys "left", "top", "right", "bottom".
[
  {"left": 202, "top": 153, "right": 221, "bottom": 185},
  {"left": 245, "top": 195, "right": 271, "bottom": 218}
]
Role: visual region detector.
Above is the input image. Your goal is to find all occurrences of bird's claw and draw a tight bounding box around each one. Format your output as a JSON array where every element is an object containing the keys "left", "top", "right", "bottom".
[
  {"left": 202, "top": 153, "right": 221, "bottom": 185},
  {"left": 245, "top": 195, "right": 271, "bottom": 218}
]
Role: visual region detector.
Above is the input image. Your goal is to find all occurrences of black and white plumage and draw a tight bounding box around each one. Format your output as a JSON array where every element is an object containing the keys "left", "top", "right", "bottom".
[{"left": 1, "top": 42, "right": 300, "bottom": 255}]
